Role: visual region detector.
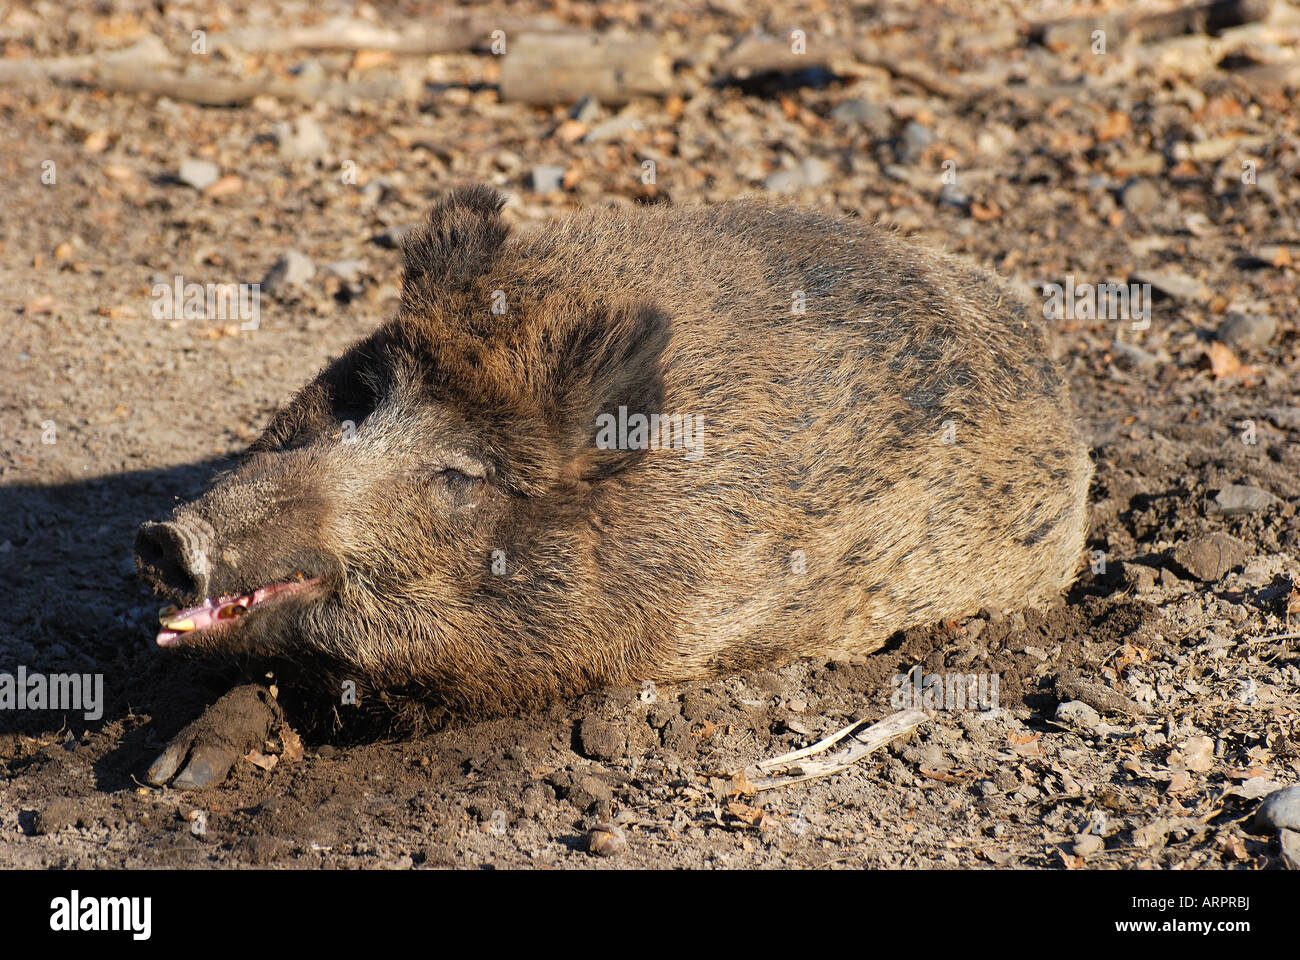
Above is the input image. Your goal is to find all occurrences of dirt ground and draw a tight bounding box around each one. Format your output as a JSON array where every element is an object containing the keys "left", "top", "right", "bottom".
[{"left": 1, "top": 0, "right": 1299, "bottom": 870}]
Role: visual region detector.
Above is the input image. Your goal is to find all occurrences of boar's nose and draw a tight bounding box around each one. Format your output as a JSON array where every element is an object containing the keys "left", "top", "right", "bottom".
[{"left": 134, "top": 520, "right": 212, "bottom": 599}]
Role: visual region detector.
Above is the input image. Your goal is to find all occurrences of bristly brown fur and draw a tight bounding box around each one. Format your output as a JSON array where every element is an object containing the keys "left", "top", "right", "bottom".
[{"left": 138, "top": 186, "right": 1093, "bottom": 731}]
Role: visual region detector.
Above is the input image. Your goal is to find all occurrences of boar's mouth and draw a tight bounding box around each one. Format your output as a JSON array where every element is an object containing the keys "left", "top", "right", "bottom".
[{"left": 155, "top": 575, "right": 322, "bottom": 648}]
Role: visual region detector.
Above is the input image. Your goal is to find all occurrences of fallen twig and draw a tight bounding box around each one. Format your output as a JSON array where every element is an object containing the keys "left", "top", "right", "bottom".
[
  {"left": 209, "top": 14, "right": 562, "bottom": 55},
  {"left": 748, "top": 709, "right": 928, "bottom": 791}
]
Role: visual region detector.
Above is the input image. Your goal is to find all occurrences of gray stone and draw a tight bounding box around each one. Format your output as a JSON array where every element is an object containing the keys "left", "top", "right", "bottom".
[
  {"left": 829, "top": 98, "right": 892, "bottom": 137},
  {"left": 939, "top": 183, "right": 970, "bottom": 209},
  {"left": 1072, "top": 833, "right": 1104, "bottom": 857},
  {"left": 260, "top": 250, "right": 315, "bottom": 294},
  {"left": 1211, "top": 484, "right": 1279, "bottom": 516},
  {"left": 323, "top": 259, "right": 368, "bottom": 282},
  {"left": 569, "top": 95, "right": 602, "bottom": 124},
  {"left": 1280, "top": 829, "right": 1300, "bottom": 869},
  {"left": 897, "top": 121, "right": 934, "bottom": 163},
  {"left": 1056, "top": 700, "right": 1103, "bottom": 733},
  {"left": 360, "top": 177, "right": 394, "bottom": 207},
  {"left": 1131, "top": 268, "right": 1209, "bottom": 302},
  {"left": 1216, "top": 312, "right": 1277, "bottom": 350},
  {"left": 583, "top": 114, "right": 643, "bottom": 143},
  {"left": 290, "top": 59, "right": 325, "bottom": 84},
  {"left": 764, "top": 157, "right": 830, "bottom": 194},
  {"left": 1254, "top": 784, "right": 1300, "bottom": 834},
  {"left": 1266, "top": 407, "right": 1300, "bottom": 430},
  {"left": 528, "top": 165, "right": 567, "bottom": 193},
  {"left": 275, "top": 115, "right": 329, "bottom": 161},
  {"left": 177, "top": 158, "right": 220, "bottom": 191},
  {"left": 1120, "top": 178, "right": 1162, "bottom": 215}
]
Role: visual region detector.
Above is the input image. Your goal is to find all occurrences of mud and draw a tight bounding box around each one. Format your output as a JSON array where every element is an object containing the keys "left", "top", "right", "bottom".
[{"left": 1, "top": 0, "right": 1298, "bottom": 869}]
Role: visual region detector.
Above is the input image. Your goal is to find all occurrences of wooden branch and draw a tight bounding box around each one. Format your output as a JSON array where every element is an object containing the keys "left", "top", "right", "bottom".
[
  {"left": 497, "top": 33, "right": 673, "bottom": 105},
  {"left": 712, "top": 33, "right": 977, "bottom": 99},
  {"left": 1036, "top": 0, "right": 1274, "bottom": 50},
  {"left": 209, "top": 14, "right": 562, "bottom": 55},
  {"left": 756, "top": 715, "right": 876, "bottom": 771},
  {"left": 1231, "top": 57, "right": 1300, "bottom": 90},
  {"left": 0, "top": 35, "right": 170, "bottom": 85},
  {"left": 748, "top": 709, "right": 928, "bottom": 791}
]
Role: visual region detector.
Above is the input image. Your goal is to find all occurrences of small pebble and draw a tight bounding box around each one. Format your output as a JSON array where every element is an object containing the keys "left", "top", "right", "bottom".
[
  {"left": 1255, "top": 784, "right": 1300, "bottom": 834},
  {"left": 1072, "top": 833, "right": 1104, "bottom": 858},
  {"left": 587, "top": 822, "right": 627, "bottom": 858},
  {"left": 261, "top": 250, "right": 316, "bottom": 294},
  {"left": 528, "top": 165, "right": 567, "bottom": 193},
  {"left": 178, "top": 159, "right": 220, "bottom": 191}
]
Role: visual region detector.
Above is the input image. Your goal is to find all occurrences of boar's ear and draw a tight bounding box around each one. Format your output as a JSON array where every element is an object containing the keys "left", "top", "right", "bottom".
[
  {"left": 401, "top": 185, "right": 508, "bottom": 299},
  {"left": 553, "top": 299, "right": 671, "bottom": 481}
]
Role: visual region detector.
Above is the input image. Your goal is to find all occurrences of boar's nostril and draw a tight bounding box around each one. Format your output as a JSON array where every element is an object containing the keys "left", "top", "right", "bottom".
[{"left": 134, "top": 521, "right": 211, "bottom": 599}]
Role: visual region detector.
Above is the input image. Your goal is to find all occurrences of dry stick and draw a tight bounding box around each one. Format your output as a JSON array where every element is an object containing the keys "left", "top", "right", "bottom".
[
  {"left": 0, "top": 35, "right": 298, "bottom": 105},
  {"left": 498, "top": 33, "right": 673, "bottom": 105},
  {"left": 93, "top": 69, "right": 306, "bottom": 106},
  {"left": 750, "top": 709, "right": 928, "bottom": 792},
  {"left": 1034, "top": 0, "right": 1273, "bottom": 48},
  {"left": 853, "top": 49, "right": 974, "bottom": 99},
  {"left": 714, "top": 34, "right": 977, "bottom": 99},
  {"left": 0, "top": 35, "right": 171, "bottom": 84},
  {"left": 208, "top": 15, "right": 562, "bottom": 55},
  {"left": 756, "top": 715, "right": 875, "bottom": 770},
  {"left": 89, "top": 69, "right": 415, "bottom": 106},
  {"left": 1233, "top": 59, "right": 1300, "bottom": 91},
  {"left": 3, "top": 28, "right": 976, "bottom": 107}
]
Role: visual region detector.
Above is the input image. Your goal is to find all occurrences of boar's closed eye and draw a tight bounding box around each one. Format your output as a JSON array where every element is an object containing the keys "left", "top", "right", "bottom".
[{"left": 426, "top": 464, "right": 489, "bottom": 508}]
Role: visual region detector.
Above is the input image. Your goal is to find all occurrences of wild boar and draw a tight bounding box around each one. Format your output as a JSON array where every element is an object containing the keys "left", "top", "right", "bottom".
[{"left": 135, "top": 185, "right": 1091, "bottom": 787}]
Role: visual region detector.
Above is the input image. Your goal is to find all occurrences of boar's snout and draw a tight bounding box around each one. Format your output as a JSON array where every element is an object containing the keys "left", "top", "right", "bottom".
[{"left": 135, "top": 519, "right": 212, "bottom": 600}]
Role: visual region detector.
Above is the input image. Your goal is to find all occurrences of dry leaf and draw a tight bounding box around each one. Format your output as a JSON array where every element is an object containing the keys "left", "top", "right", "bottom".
[
  {"left": 245, "top": 749, "right": 278, "bottom": 771},
  {"left": 553, "top": 119, "right": 587, "bottom": 143},
  {"left": 1224, "top": 766, "right": 1270, "bottom": 781},
  {"left": 280, "top": 727, "right": 304, "bottom": 763},
  {"left": 726, "top": 801, "right": 764, "bottom": 825},
  {"left": 351, "top": 49, "right": 392, "bottom": 71},
  {"left": 919, "top": 767, "right": 963, "bottom": 783},
  {"left": 1205, "top": 341, "right": 1257, "bottom": 380},
  {"left": 1217, "top": 833, "right": 1250, "bottom": 862},
  {"left": 1166, "top": 769, "right": 1193, "bottom": 794},
  {"left": 1181, "top": 736, "right": 1215, "bottom": 773},
  {"left": 204, "top": 174, "right": 243, "bottom": 198},
  {"left": 729, "top": 768, "right": 757, "bottom": 797}
]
